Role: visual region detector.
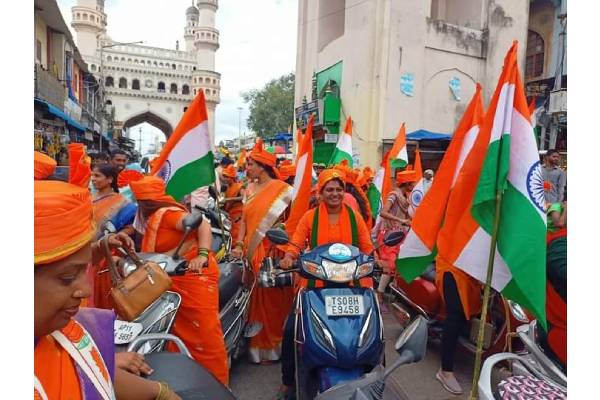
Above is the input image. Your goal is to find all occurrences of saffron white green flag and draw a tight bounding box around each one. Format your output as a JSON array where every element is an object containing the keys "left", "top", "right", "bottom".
[
  {"left": 453, "top": 42, "right": 547, "bottom": 328},
  {"left": 329, "top": 117, "right": 353, "bottom": 166},
  {"left": 396, "top": 85, "right": 485, "bottom": 282},
  {"left": 151, "top": 90, "right": 215, "bottom": 200},
  {"left": 408, "top": 149, "right": 424, "bottom": 217}
]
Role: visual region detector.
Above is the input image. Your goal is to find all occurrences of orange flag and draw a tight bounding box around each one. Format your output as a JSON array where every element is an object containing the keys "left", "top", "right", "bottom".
[{"left": 285, "top": 115, "right": 314, "bottom": 235}]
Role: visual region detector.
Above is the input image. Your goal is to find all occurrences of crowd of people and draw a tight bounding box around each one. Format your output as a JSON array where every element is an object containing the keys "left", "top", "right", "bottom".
[{"left": 33, "top": 140, "right": 566, "bottom": 399}]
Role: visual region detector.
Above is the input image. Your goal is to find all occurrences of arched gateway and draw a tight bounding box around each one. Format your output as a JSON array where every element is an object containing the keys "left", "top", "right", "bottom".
[{"left": 71, "top": 0, "right": 221, "bottom": 146}]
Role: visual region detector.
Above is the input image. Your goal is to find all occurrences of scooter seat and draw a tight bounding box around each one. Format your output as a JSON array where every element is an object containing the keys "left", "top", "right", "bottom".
[
  {"left": 218, "top": 261, "right": 243, "bottom": 309},
  {"left": 145, "top": 352, "right": 236, "bottom": 399},
  {"left": 496, "top": 374, "right": 566, "bottom": 400}
]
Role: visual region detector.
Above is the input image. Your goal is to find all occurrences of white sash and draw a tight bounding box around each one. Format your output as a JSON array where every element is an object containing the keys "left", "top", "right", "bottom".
[
  {"left": 48, "top": 322, "right": 116, "bottom": 400},
  {"left": 33, "top": 376, "right": 48, "bottom": 400}
]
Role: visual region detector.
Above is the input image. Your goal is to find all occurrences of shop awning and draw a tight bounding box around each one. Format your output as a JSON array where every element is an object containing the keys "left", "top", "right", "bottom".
[
  {"left": 35, "top": 98, "right": 86, "bottom": 132},
  {"left": 407, "top": 129, "right": 451, "bottom": 141}
]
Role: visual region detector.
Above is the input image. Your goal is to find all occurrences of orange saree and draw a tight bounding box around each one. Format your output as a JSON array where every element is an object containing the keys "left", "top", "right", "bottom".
[
  {"left": 242, "top": 179, "right": 295, "bottom": 362},
  {"left": 142, "top": 206, "right": 229, "bottom": 386}
]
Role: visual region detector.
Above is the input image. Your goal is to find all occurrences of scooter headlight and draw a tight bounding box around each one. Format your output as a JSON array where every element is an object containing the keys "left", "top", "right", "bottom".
[
  {"left": 508, "top": 300, "right": 529, "bottom": 323},
  {"left": 321, "top": 260, "right": 357, "bottom": 283},
  {"left": 303, "top": 261, "right": 326, "bottom": 280},
  {"left": 356, "top": 262, "right": 374, "bottom": 279}
]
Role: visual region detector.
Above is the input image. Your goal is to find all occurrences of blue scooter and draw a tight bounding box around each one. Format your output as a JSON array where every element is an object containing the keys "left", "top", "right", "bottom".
[{"left": 263, "top": 229, "right": 406, "bottom": 400}]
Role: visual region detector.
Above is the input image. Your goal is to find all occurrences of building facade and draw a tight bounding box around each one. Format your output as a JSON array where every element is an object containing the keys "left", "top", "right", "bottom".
[
  {"left": 71, "top": 0, "right": 221, "bottom": 146},
  {"left": 295, "top": 0, "right": 530, "bottom": 168},
  {"left": 34, "top": 0, "right": 104, "bottom": 163},
  {"left": 525, "top": 0, "right": 567, "bottom": 154}
]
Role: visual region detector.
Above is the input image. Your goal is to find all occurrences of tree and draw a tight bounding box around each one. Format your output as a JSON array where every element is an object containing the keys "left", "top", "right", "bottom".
[{"left": 242, "top": 73, "right": 294, "bottom": 137}]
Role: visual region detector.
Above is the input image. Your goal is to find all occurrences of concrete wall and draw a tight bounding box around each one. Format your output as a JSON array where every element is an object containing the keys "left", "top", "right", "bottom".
[
  {"left": 295, "top": 0, "right": 529, "bottom": 168},
  {"left": 34, "top": 15, "right": 48, "bottom": 68}
]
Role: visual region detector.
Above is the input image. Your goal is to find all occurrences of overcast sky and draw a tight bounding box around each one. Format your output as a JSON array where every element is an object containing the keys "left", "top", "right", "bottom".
[{"left": 57, "top": 0, "right": 298, "bottom": 151}]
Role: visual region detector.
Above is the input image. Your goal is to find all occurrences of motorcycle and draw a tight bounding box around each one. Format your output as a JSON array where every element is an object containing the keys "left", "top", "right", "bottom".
[
  {"left": 387, "top": 263, "right": 531, "bottom": 357},
  {"left": 478, "top": 320, "right": 566, "bottom": 399},
  {"left": 262, "top": 228, "right": 407, "bottom": 400}
]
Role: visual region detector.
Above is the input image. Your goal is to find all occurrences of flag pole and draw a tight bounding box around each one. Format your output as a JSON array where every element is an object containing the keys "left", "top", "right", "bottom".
[{"left": 469, "top": 187, "right": 504, "bottom": 400}]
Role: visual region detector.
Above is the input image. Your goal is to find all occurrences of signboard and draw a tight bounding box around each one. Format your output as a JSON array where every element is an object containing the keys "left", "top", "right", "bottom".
[
  {"left": 400, "top": 73, "right": 415, "bottom": 97},
  {"left": 324, "top": 133, "right": 338, "bottom": 143},
  {"left": 449, "top": 77, "right": 461, "bottom": 101},
  {"left": 84, "top": 131, "right": 94, "bottom": 141},
  {"left": 295, "top": 99, "right": 323, "bottom": 129},
  {"left": 64, "top": 98, "right": 82, "bottom": 121}
]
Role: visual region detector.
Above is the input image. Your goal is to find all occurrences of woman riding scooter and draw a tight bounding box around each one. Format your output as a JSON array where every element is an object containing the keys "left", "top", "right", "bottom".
[{"left": 277, "top": 169, "right": 375, "bottom": 399}]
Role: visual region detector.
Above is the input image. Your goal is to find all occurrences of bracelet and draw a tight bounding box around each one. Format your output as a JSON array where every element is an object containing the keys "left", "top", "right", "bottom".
[
  {"left": 155, "top": 382, "right": 170, "bottom": 400},
  {"left": 198, "top": 249, "right": 209, "bottom": 257},
  {"left": 235, "top": 241, "right": 244, "bottom": 249}
]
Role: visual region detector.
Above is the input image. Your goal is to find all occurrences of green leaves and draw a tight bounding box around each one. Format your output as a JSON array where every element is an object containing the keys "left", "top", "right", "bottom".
[{"left": 241, "top": 73, "right": 295, "bottom": 137}]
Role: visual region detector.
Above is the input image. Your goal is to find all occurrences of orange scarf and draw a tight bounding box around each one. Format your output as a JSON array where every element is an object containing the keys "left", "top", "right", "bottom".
[
  {"left": 243, "top": 179, "right": 293, "bottom": 260},
  {"left": 312, "top": 203, "right": 357, "bottom": 248}
]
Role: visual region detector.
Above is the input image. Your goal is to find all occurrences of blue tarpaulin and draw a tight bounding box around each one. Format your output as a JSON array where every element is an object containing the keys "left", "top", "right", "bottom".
[
  {"left": 35, "top": 98, "right": 86, "bottom": 132},
  {"left": 271, "top": 132, "right": 293, "bottom": 141},
  {"left": 407, "top": 129, "right": 451, "bottom": 141}
]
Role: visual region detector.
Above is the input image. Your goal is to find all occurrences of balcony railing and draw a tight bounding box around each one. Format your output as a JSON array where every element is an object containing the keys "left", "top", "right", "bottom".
[{"left": 34, "top": 64, "right": 66, "bottom": 109}]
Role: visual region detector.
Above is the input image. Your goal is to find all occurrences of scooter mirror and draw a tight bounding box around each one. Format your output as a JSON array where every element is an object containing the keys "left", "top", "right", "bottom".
[
  {"left": 384, "top": 230, "right": 405, "bottom": 247},
  {"left": 394, "top": 315, "right": 428, "bottom": 363},
  {"left": 103, "top": 221, "right": 117, "bottom": 234},
  {"left": 182, "top": 213, "right": 204, "bottom": 231},
  {"left": 266, "top": 229, "right": 290, "bottom": 245}
]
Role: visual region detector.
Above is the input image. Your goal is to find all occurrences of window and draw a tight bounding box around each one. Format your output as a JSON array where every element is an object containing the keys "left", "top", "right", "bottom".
[
  {"left": 182, "top": 84, "right": 190, "bottom": 95},
  {"left": 172, "top": 64, "right": 176, "bottom": 70},
  {"left": 105, "top": 76, "right": 114, "bottom": 87},
  {"left": 105, "top": 100, "right": 112, "bottom": 105},
  {"left": 119, "top": 77, "right": 127, "bottom": 88},
  {"left": 526, "top": 30, "right": 544, "bottom": 79},
  {"left": 132, "top": 79, "right": 140, "bottom": 90},
  {"left": 35, "top": 39, "right": 42, "bottom": 62},
  {"left": 107, "top": 56, "right": 112, "bottom": 62},
  {"left": 91, "top": 64, "right": 96, "bottom": 71},
  {"left": 170, "top": 83, "right": 178, "bottom": 94},
  {"left": 199, "top": 77, "right": 204, "bottom": 83},
  {"left": 183, "top": 107, "right": 188, "bottom": 112},
  {"left": 158, "top": 82, "right": 166, "bottom": 92}
]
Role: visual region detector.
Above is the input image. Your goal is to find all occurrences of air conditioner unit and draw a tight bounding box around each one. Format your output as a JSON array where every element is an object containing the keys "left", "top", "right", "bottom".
[{"left": 548, "top": 89, "right": 567, "bottom": 114}]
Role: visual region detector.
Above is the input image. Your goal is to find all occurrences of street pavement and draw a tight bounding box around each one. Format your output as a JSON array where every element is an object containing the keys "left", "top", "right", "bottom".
[{"left": 230, "top": 313, "right": 475, "bottom": 400}]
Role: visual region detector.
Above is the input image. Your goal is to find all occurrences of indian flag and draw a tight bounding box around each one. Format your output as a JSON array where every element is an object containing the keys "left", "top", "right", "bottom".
[
  {"left": 286, "top": 115, "right": 314, "bottom": 234},
  {"left": 397, "top": 85, "right": 485, "bottom": 281},
  {"left": 389, "top": 123, "right": 408, "bottom": 170},
  {"left": 151, "top": 90, "right": 215, "bottom": 201},
  {"left": 448, "top": 42, "right": 547, "bottom": 327},
  {"left": 367, "top": 151, "right": 389, "bottom": 220},
  {"left": 408, "top": 148, "right": 424, "bottom": 217},
  {"left": 329, "top": 117, "right": 353, "bottom": 167}
]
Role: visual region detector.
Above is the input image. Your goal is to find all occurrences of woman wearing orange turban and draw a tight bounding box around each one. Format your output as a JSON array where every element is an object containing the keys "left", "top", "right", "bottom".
[
  {"left": 230, "top": 139, "right": 294, "bottom": 364},
  {"left": 34, "top": 179, "right": 180, "bottom": 400},
  {"left": 130, "top": 175, "right": 229, "bottom": 386},
  {"left": 333, "top": 161, "right": 374, "bottom": 228},
  {"left": 277, "top": 169, "right": 374, "bottom": 398}
]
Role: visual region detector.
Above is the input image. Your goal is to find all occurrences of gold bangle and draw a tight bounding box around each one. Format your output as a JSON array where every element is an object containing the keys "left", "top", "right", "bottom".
[{"left": 155, "top": 382, "right": 171, "bottom": 400}]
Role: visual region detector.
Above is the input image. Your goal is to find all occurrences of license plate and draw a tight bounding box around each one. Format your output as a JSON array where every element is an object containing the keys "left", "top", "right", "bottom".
[
  {"left": 325, "top": 295, "right": 365, "bottom": 317},
  {"left": 114, "top": 320, "right": 143, "bottom": 345}
]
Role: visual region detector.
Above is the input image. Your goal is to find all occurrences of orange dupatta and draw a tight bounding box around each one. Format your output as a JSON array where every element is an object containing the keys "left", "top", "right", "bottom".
[{"left": 242, "top": 179, "right": 294, "bottom": 358}]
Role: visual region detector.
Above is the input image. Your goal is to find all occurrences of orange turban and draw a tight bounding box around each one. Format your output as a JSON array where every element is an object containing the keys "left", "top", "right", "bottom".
[
  {"left": 34, "top": 180, "right": 95, "bottom": 265},
  {"left": 279, "top": 164, "right": 296, "bottom": 181},
  {"left": 34, "top": 151, "right": 56, "bottom": 180},
  {"left": 333, "top": 160, "right": 358, "bottom": 184},
  {"left": 396, "top": 170, "right": 417, "bottom": 185},
  {"left": 222, "top": 165, "right": 237, "bottom": 179},
  {"left": 249, "top": 138, "right": 277, "bottom": 168},
  {"left": 358, "top": 167, "right": 374, "bottom": 187},
  {"left": 129, "top": 175, "right": 181, "bottom": 206},
  {"left": 318, "top": 168, "right": 346, "bottom": 192},
  {"left": 68, "top": 143, "right": 92, "bottom": 188},
  {"left": 117, "top": 169, "right": 144, "bottom": 188}
]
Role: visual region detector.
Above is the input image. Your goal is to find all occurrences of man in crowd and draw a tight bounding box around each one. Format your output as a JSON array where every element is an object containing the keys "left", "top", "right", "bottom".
[
  {"left": 542, "top": 149, "right": 566, "bottom": 203},
  {"left": 110, "top": 149, "right": 129, "bottom": 172}
]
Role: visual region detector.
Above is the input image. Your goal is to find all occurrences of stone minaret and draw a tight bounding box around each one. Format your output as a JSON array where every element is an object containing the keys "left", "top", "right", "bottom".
[
  {"left": 191, "top": 0, "right": 220, "bottom": 144},
  {"left": 70, "top": 0, "right": 107, "bottom": 68}
]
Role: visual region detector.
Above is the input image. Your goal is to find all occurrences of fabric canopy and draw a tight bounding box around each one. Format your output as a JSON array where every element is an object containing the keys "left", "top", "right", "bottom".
[
  {"left": 407, "top": 129, "right": 451, "bottom": 141},
  {"left": 35, "top": 98, "right": 86, "bottom": 132}
]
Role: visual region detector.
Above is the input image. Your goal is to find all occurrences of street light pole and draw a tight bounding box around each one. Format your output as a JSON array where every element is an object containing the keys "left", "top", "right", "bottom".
[
  {"left": 237, "top": 106, "right": 243, "bottom": 151},
  {"left": 139, "top": 127, "right": 143, "bottom": 154},
  {"left": 98, "top": 39, "right": 144, "bottom": 154}
]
